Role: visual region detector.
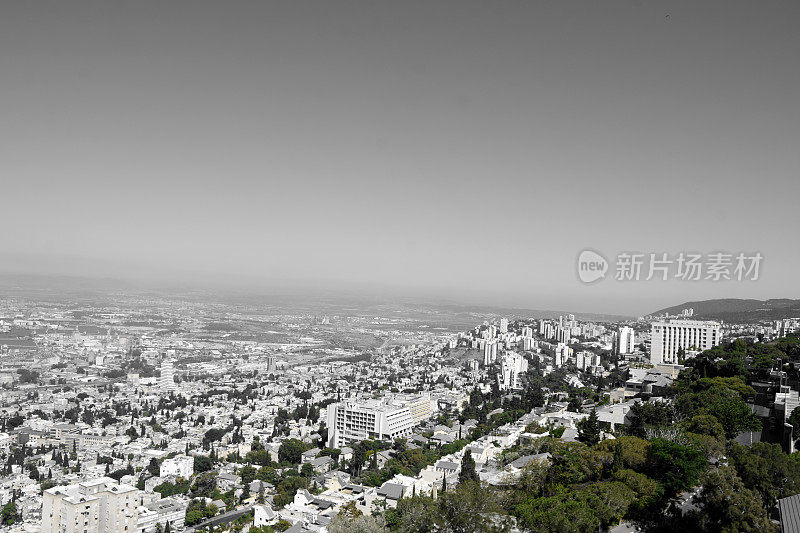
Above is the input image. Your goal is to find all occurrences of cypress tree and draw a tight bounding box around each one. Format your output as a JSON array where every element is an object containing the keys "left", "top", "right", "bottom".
[
  {"left": 458, "top": 450, "right": 478, "bottom": 485},
  {"left": 577, "top": 409, "right": 601, "bottom": 446}
]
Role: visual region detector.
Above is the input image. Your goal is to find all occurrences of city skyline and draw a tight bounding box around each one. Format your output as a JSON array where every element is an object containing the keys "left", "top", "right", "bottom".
[
  {"left": 2, "top": 3, "right": 800, "bottom": 530},
  {"left": 3, "top": 289, "right": 796, "bottom": 532}
]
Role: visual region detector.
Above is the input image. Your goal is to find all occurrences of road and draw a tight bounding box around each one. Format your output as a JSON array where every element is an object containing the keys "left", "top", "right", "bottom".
[{"left": 189, "top": 505, "right": 254, "bottom": 531}]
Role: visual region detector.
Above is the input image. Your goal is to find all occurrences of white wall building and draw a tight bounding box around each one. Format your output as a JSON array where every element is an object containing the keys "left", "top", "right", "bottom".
[
  {"left": 42, "top": 477, "right": 139, "bottom": 533},
  {"left": 650, "top": 319, "right": 721, "bottom": 364},
  {"left": 540, "top": 321, "right": 555, "bottom": 340},
  {"left": 618, "top": 326, "right": 635, "bottom": 354},
  {"left": 159, "top": 359, "right": 177, "bottom": 393},
  {"left": 520, "top": 337, "right": 536, "bottom": 351},
  {"left": 576, "top": 351, "right": 601, "bottom": 371},
  {"left": 555, "top": 343, "right": 571, "bottom": 367},
  {"left": 159, "top": 455, "right": 193, "bottom": 478},
  {"left": 253, "top": 504, "right": 277, "bottom": 527},
  {"left": 556, "top": 326, "right": 570, "bottom": 344},
  {"left": 483, "top": 341, "right": 498, "bottom": 366},
  {"left": 141, "top": 498, "right": 186, "bottom": 533},
  {"left": 402, "top": 394, "right": 435, "bottom": 424},
  {"left": 499, "top": 352, "right": 528, "bottom": 391},
  {"left": 327, "top": 399, "right": 416, "bottom": 448}
]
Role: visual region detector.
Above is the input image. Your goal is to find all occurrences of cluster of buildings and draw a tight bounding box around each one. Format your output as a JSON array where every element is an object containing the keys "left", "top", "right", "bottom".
[{"left": 2, "top": 294, "right": 800, "bottom": 533}]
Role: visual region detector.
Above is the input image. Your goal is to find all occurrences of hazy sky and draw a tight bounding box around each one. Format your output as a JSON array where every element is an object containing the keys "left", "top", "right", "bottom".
[{"left": 1, "top": 1, "right": 798, "bottom": 315}]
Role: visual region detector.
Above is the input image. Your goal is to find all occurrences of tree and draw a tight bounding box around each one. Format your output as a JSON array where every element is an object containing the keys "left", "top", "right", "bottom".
[
  {"left": 1, "top": 502, "right": 18, "bottom": 525},
  {"left": 337, "top": 501, "right": 363, "bottom": 521},
  {"left": 394, "top": 495, "right": 440, "bottom": 532},
  {"left": 240, "top": 464, "right": 257, "bottom": 485},
  {"left": 274, "top": 519, "right": 292, "bottom": 531},
  {"left": 190, "top": 472, "right": 217, "bottom": 498},
  {"left": 513, "top": 461, "right": 548, "bottom": 498},
  {"left": 628, "top": 401, "right": 673, "bottom": 438},
  {"left": 350, "top": 444, "right": 366, "bottom": 476},
  {"left": 278, "top": 439, "right": 307, "bottom": 465},
  {"left": 147, "top": 457, "right": 161, "bottom": 477},
  {"left": 577, "top": 409, "right": 600, "bottom": 446},
  {"left": 691, "top": 467, "right": 777, "bottom": 532},
  {"left": 437, "top": 481, "right": 512, "bottom": 532},
  {"left": 185, "top": 499, "right": 218, "bottom": 526},
  {"left": 185, "top": 508, "right": 205, "bottom": 527},
  {"left": 514, "top": 493, "right": 600, "bottom": 533},
  {"left": 612, "top": 469, "right": 663, "bottom": 516},
  {"left": 675, "top": 376, "right": 761, "bottom": 438},
  {"left": 728, "top": 441, "right": 800, "bottom": 510},
  {"left": 686, "top": 415, "right": 725, "bottom": 441},
  {"left": 369, "top": 450, "right": 378, "bottom": 471},
  {"left": 701, "top": 389, "right": 762, "bottom": 439},
  {"left": 393, "top": 438, "right": 408, "bottom": 454},
  {"left": 193, "top": 455, "right": 213, "bottom": 473},
  {"left": 597, "top": 436, "right": 650, "bottom": 471},
  {"left": 458, "top": 450, "right": 478, "bottom": 485},
  {"left": 647, "top": 439, "right": 706, "bottom": 496},
  {"left": 789, "top": 406, "right": 800, "bottom": 437},
  {"left": 567, "top": 398, "right": 582, "bottom": 413}
]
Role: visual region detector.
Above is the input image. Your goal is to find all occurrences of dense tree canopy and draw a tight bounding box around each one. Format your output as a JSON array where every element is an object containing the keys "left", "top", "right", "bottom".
[{"left": 278, "top": 439, "right": 309, "bottom": 465}]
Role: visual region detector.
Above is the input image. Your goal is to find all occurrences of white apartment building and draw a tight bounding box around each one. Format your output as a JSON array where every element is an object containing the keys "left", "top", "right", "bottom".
[
  {"left": 483, "top": 341, "right": 498, "bottom": 366},
  {"left": 556, "top": 326, "right": 570, "bottom": 344},
  {"left": 137, "top": 498, "right": 186, "bottom": 533},
  {"left": 42, "top": 477, "right": 139, "bottom": 533},
  {"left": 159, "top": 455, "right": 193, "bottom": 478},
  {"left": 499, "top": 352, "right": 528, "bottom": 391},
  {"left": 775, "top": 386, "right": 800, "bottom": 425},
  {"left": 159, "top": 359, "right": 177, "bottom": 393},
  {"left": 650, "top": 319, "right": 721, "bottom": 364},
  {"left": 327, "top": 399, "right": 416, "bottom": 448},
  {"left": 60, "top": 432, "right": 115, "bottom": 451},
  {"left": 576, "top": 351, "right": 601, "bottom": 371},
  {"left": 555, "top": 343, "right": 571, "bottom": 367},
  {"left": 618, "top": 326, "right": 635, "bottom": 354},
  {"left": 520, "top": 337, "right": 536, "bottom": 351},
  {"left": 402, "top": 394, "right": 435, "bottom": 424}
]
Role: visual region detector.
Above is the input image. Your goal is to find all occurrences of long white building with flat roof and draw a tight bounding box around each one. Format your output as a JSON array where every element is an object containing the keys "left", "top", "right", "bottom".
[
  {"left": 326, "top": 398, "right": 418, "bottom": 448},
  {"left": 650, "top": 319, "right": 721, "bottom": 364}
]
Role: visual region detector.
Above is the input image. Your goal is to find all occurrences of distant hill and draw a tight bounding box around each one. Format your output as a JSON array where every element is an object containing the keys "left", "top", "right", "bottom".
[{"left": 649, "top": 298, "right": 800, "bottom": 323}]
